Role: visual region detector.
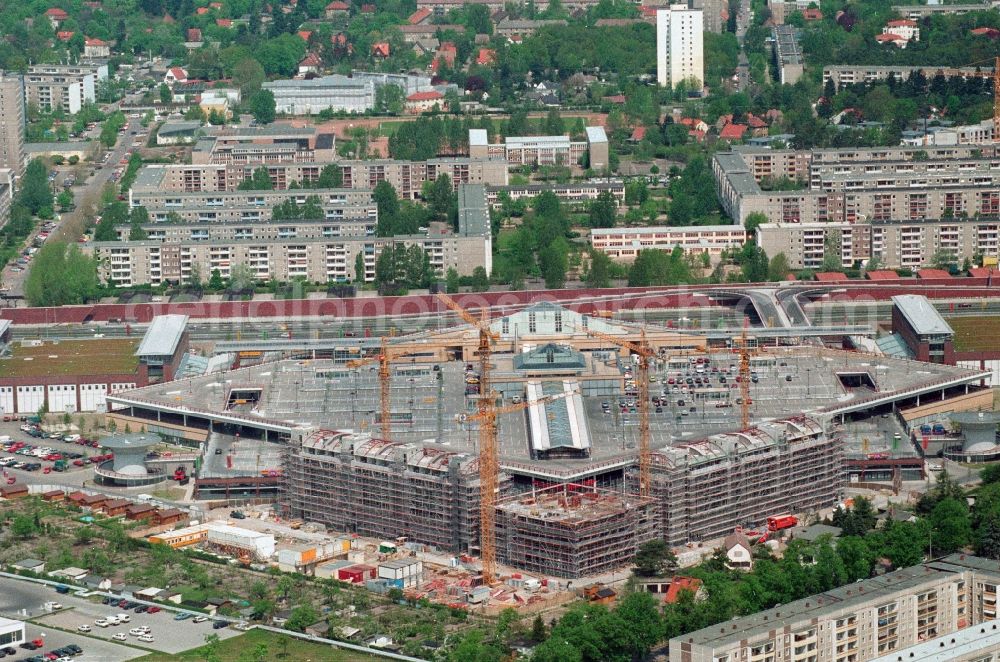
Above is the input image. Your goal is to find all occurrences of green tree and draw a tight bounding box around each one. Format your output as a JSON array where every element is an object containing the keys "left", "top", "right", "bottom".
[
  {"left": 354, "top": 252, "right": 366, "bottom": 283},
  {"left": 530, "top": 614, "right": 546, "bottom": 642},
  {"left": 232, "top": 58, "right": 266, "bottom": 98},
  {"left": 446, "top": 267, "right": 460, "bottom": 293},
  {"left": 208, "top": 269, "right": 225, "bottom": 290},
  {"left": 56, "top": 189, "right": 73, "bottom": 212},
  {"left": 588, "top": 191, "right": 617, "bottom": 228},
  {"left": 585, "top": 249, "right": 614, "bottom": 288},
  {"left": 423, "top": 174, "right": 454, "bottom": 219},
  {"left": 158, "top": 83, "right": 172, "bottom": 104},
  {"left": 375, "top": 83, "right": 405, "bottom": 114},
  {"left": 470, "top": 266, "right": 489, "bottom": 292},
  {"left": 633, "top": 539, "right": 677, "bottom": 576},
  {"left": 767, "top": 253, "right": 791, "bottom": 282},
  {"left": 20, "top": 158, "right": 53, "bottom": 215},
  {"left": 249, "top": 89, "right": 276, "bottom": 124},
  {"left": 929, "top": 497, "right": 972, "bottom": 554},
  {"left": 315, "top": 163, "right": 343, "bottom": 188},
  {"left": 238, "top": 167, "right": 273, "bottom": 191},
  {"left": 129, "top": 206, "right": 149, "bottom": 241},
  {"left": 24, "top": 242, "right": 100, "bottom": 306},
  {"left": 539, "top": 238, "right": 568, "bottom": 289},
  {"left": 744, "top": 212, "right": 767, "bottom": 236},
  {"left": 373, "top": 181, "right": 401, "bottom": 236},
  {"left": 11, "top": 515, "right": 36, "bottom": 539},
  {"left": 285, "top": 605, "right": 319, "bottom": 632}
]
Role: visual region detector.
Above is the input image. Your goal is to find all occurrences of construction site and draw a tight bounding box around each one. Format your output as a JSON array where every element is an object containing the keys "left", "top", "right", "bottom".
[{"left": 104, "top": 300, "right": 993, "bottom": 580}]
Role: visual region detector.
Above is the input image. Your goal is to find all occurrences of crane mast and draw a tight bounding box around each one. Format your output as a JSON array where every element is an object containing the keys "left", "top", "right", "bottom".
[
  {"left": 434, "top": 293, "right": 502, "bottom": 583},
  {"left": 581, "top": 326, "right": 654, "bottom": 497}
]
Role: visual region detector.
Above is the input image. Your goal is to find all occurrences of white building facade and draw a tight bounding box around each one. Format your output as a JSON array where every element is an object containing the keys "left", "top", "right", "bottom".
[{"left": 656, "top": 5, "right": 704, "bottom": 89}]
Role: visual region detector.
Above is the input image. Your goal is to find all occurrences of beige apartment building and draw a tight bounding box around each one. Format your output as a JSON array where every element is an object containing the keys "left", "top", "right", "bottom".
[
  {"left": 714, "top": 145, "right": 1000, "bottom": 225},
  {"left": 757, "top": 217, "right": 1000, "bottom": 270},
  {"left": 671, "top": 554, "right": 1000, "bottom": 662},
  {"left": 590, "top": 225, "right": 748, "bottom": 261},
  {"left": 23, "top": 64, "right": 106, "bottom": 114},
  {"left": 0, "top": 73, "right": 24, "bottom": 178},
  {"left": 89, "top": 184, "right": 492, "bottom": 287},
  {"left": 132, "top": 157, "right": 508, "bottom": 199},
  {"left": 822, "top": 65, "right": 990, "bottom": 88}
]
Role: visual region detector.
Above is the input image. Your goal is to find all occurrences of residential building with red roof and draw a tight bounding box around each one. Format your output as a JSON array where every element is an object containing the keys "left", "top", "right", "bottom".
[
  {"left": 802, "top": 8, "right": 822, "bottom": 20},
  {"left": 46, "top": 8, "right": 69, "bottom": 26},
  {"left": 629, "top": 126, "right": 646, "bottom": 142},
  {"left": 186, "top": 27, "right": 203, "bottom": 42},
  {"left": 409, "top": 8, "right": 432, "bottom": 24},
  {"left": 679, "top": 117, "right": 709, "bottom": 132},
  {"left": 881, "top": 18, "right": 919, "bottom": 45},
  {"left": 372, "top": 41, "right": 390, "bottom": 58},
  {"left": 476, "top": 48, "right": 495, "bottom": 66},
  {"left": 298, "top": 30, "right": 313, "bottom": 42},
  {"left": 719, "top": 123, "right": 748, "bottom": 141},
  {"left": 196, "top": 6, "right": 210, "bottom": 14},
  {"left": 84, "top": 37, "right": 110, "bottom": 58},
  {"left": 405, "top": 89, "right": 445, "bottom": 113},
  {"left": 298, "top": 52, "right": 322, "bottom": 75},
  {"left": 216, "top": 18, "right": 233, "bottom": 27},
  {"left": 325, "top": 0, "right": 349, "bottom": 17},
  {"left": 971, "top": 26, "right": 1000, "bottom": 38},
  {"left": 164, "top": 67, "right": 189, "bottom": 85},
  {"left": 688, "top": 128, "right": 706, "bottom": 142},
  {"left": 360, "top": 3, "right": 375, "bottom": 12},
  {"left": 56, "top": 31, "right": 75, "bottom": 42}
]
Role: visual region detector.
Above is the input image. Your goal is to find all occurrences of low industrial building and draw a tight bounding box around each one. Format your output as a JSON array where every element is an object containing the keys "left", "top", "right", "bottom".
[
  {"left": 671, "top": 554, "right": 1000, "bottom": 662},
  {"left": 891, "top": 295, "right": 955, "bottom": 364}
]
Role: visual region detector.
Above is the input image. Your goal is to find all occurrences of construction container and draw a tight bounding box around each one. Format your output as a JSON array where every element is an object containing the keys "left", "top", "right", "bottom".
[
  {"left": 377, "top": 559, "right": 423, "bottom": 589},
  {"left": 332, "top": 537, "right": 352, "bottom": 555},
  {"left": 347, "top": 549, "right": 367, "bottom": 563},
  {"left": 205, "top": 522, "right": 276, "bottom": 559},
  {"left": 315, "top": 560, "right": 353, "bottom": 580},
  {"left": 378, "top": 541, "right": 397, "bottom": 554},
  {"left": 467, "top": 586, "right": 491, "bottom": 604},
  {"left": 338, "top": 564, "right": 377, "bottom": 584}
]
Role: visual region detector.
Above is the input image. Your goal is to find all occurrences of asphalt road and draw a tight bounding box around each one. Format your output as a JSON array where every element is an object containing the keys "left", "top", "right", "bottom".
[{"left": 5, "top": 112, "right": 140, "bottom": 298}]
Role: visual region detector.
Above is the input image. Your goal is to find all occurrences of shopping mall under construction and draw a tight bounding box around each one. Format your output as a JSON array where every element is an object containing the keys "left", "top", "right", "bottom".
[{"left": 105, "top": 303, "right": 992, "bottom": 578}]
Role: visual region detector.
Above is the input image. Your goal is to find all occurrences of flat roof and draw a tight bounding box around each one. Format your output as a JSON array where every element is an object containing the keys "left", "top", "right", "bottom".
[
  {"left": 892, "top": 294, "right": 954, "bottom": 336},
  {"left": 585, "top": 126, "right": 608, "bottom": 144},
  {"left": 99, "top": 432, "right": 161, "bottom": 450},
  {"left": 0, "top": 339, "right": 140, "bottom": 378},
  {"left": 872, "top": 620, "right": 1000, "bottom": 662},
  {"left": 469, "top": 129, "right": 488, "bottom": 146},
  {"left": 136, "top": 315, "right": 189, "bottom": 357}
]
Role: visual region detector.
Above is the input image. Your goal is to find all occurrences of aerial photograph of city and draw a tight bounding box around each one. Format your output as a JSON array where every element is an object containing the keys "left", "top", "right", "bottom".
[{"left": 5, "top": 0, "right": 1000, "bottom": 659}]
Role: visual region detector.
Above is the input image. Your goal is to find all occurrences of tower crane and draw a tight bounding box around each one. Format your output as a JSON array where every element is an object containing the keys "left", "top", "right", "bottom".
[
  {"left": 733, "top": 317, "right": 756, "bottom": 431},
  {"left": 345, "top": 336, "right": 426, "bottom": 441},
  {"left": 580, "top": 326, "right": 655, "bottom": 497},
  {"left": 465, "top": 389, "right": 574, "bottom": 584},
  {"left": 433, "top": 293, "right": 503, "bottom": 582}
]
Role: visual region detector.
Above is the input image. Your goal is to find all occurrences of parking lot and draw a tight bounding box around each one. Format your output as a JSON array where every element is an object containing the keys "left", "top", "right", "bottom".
[
  {"left": 0, "top": 578, "right": 142, "bottom": 662},
  {"left": 0, "top": 576, "right": 241, "bottom": 658}
]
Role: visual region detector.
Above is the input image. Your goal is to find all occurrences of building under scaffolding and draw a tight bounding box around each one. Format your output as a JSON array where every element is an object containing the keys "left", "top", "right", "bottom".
[
  {"left": 282, "top": 429, "right": 495, "bottom": 553},
  {"left": 650, "top": 416, "right": 843, "bottom": 547},
  {"left": 495, "top": 483, "right": 656, "bottom": 578}
]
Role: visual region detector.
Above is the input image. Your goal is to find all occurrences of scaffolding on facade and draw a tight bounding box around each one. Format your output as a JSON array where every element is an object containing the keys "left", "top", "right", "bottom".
[{"left": 495, "top": 483, "right": 656, "bottom": 579}]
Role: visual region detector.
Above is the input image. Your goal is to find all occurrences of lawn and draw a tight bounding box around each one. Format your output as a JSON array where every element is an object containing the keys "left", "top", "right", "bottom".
[
  {"left": 946, "top": 315, "right": 1000, "bottom": 351},
  {"left": 136, "top": 628, "right": 381, "bottom": 661},
  {"left": 0, "top": 338, "right": 140, "bottom": 377}
]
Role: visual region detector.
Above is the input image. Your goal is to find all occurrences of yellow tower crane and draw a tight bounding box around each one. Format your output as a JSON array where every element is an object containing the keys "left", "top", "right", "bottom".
[
  {"left": 465, "top": 389, "right": 574, "bottom": 584},
  {"left": 733, "top": 317, "right": 756, "bottom": 431},
  {"left": 580, "top": 326, "right": 656, "bottom": 498},
  {"left": 345, "top": 336, "right": 427, "bottom": 441},
  {"left": 433, "top": 293, "right": 504, "bottom": 582}
]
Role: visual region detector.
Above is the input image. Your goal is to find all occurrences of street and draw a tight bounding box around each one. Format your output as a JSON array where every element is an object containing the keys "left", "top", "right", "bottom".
[{"left": 4, "top": 110, "right": 141, "bottom": 299}]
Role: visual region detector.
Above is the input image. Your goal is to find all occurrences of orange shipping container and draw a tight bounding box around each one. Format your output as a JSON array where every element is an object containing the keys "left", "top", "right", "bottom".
[{"left": 302, "top": 547, "right": 317, "bottom": 564}]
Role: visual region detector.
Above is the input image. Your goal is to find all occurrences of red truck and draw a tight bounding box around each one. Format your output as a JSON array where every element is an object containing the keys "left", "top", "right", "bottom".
[{"left": 767, "top": 515, "right": 798, "bottom": 532}]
